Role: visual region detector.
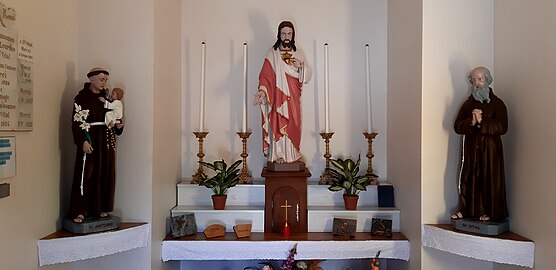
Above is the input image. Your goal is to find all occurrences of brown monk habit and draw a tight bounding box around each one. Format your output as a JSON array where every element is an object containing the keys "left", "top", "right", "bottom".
[
  {"left": 454, "top": 88, "right": 508, "bottom": 221},
  {"left": 69, "top": 82, "right": 123, "bottom": 219}
]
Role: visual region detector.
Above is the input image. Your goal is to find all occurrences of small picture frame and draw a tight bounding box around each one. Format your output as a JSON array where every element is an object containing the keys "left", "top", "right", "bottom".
[
  {"left": 332, "top": 218, "right": 357, "bottom": 237},
  {"left": 370, "top": 218, "right": 392, "bottom": 238},
  {"left": 170, "top": 213, "right": 197, "bottom": 238}
]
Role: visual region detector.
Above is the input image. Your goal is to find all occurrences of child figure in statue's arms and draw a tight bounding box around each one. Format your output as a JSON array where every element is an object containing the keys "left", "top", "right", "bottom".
[{"left": 99, "top": 87, "right": 124, "bottom": 129}]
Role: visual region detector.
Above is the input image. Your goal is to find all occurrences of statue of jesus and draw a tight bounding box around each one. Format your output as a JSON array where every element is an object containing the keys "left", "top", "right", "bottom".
[{"left": 253, "top": 21, "right": 312, "bottom": 164}]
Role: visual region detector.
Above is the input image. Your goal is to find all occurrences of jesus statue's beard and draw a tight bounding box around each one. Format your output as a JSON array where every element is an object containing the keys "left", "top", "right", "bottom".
[
  {"left": 281, "top": 39, "right": 292, "bottom": 49},
  {"left": 471, "top": 84, "right": 491, "bottom": 103}
]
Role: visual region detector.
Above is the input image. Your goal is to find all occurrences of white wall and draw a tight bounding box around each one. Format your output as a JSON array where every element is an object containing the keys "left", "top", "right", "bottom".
[
  {"left": 181, "top": 0, "right": 388, "bottom": 181},
  {"left": 387, "top": 0, "right": 423, "bottom": 269},
  {"left": 421, "top": 0, "right": 494, "bottom": 269},
  {"left": 0, "top": 1, "right": 77, "bottom": 269},
  {"left": 153, "top": 0, "right": 182, "bottom": 270},
  {"left": 494, "top": 1, "right": 556, "bottom": 269}
]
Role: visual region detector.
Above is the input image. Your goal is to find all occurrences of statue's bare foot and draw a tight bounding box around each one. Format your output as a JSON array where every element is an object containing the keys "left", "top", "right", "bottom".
[
  {"left": 100, "top": 212, "right": 109, "bottom": 218},
  {"left": 73, "top": 214, "right": 85, "bottom": 224},
  {"left": 451, "top": 212, "right": 463, "bottom": 220},
  {"left": 479, "top": 215, "right": 490, "bottom": 221},
  {"left": 275, "top": 158, "right": 285, "bottom": 164}
]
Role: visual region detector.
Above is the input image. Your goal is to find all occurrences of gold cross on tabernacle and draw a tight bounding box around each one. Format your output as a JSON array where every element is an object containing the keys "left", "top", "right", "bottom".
[{"left": 281, "top": 200, "right": 292, "bottom": 223}]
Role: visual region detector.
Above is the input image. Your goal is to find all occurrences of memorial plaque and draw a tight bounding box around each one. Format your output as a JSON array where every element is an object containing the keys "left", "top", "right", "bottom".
[
  {"left": 233, "top": 223, "right": 252, "bottom": 238},
  {"left": 203, "top": 224, "right": 226, "bottom": 239},
  {"left": 332, "top": 218, "right": 356, "bottom": 237},
  {"left": 0, "top": 4, "right": 34, "bottom": 131},
  {"left": 370, "top": 218, "right": 392, "bottom": 237},
  {"left": 170, "top": 213, "right": 197, "bottom": 238}
]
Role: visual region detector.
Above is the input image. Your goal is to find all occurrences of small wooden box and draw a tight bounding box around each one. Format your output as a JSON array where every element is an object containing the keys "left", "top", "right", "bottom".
[
  {"left": 233, "top": 224, "right": 252, "bottom": 238},
  {"left": 204, "top": 224, "right": 226, "bottom": 239}
]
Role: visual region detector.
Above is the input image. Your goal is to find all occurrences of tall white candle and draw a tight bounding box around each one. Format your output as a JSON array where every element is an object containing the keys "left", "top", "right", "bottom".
[
  {"left": 365, "top": 44, "right": 372, "bottom": 132},
  {"left": 200, "top": 42, "right": 206, "bottom": 132},
  {"left": 242, "top": 43, "right": 248, "bottom": 132},
  {"left": 324, "top": 43, "right": 330, "bottom": 133}
]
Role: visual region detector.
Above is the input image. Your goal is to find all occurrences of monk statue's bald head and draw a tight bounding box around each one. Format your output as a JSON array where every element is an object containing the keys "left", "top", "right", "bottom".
[{"left": 468, "top": 66, "right": 493, "bottom": 103}]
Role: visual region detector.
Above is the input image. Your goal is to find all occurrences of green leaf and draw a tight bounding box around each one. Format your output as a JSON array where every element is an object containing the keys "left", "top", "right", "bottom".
[
  {"left": 330, "top": 159, "right": 343, "bottom": 170},
  {"left": 328, "top": 185, "right": 344, "bottom": 192},
  {"left": 345, "top": 159, "right": 356, "bottom": 171},
  {"left": 354, "top": 184, "right": 366, "bottom": 191},
  {"left": 342, "top": 181, "right": 352, "bottom": 190},
  {"left": 228, "top": 159, "right": 243, "bottom": 172},
  {"left": 214, "top": 160, "right": 226, "bottom": 171}
]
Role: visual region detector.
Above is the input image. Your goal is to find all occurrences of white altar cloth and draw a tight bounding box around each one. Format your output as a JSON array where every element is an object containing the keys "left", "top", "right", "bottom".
[
  {"left": 422, "top": 224, "right": 534, "bottom": 268},
  {"left": 38, "top": 223, "right": 149, "bottom": 266},
  {"left": 162, "top": 238, "right": 409, "bottom": 261}
]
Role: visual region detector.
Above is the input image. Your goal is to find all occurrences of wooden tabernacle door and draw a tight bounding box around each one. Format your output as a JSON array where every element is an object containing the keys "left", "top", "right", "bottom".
[{"left": 262, "top": 167, "right": 310, "bottom": 233}]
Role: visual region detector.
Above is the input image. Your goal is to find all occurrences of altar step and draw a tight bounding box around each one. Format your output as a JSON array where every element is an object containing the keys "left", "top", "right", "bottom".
[
  {"left": 177, "top": 180, "right": 379, "bottom": 206},
  {"left": 172, "top": 180, "right": 399, "bottom": 233},
  {"left": 171, "top": 205, "right": 400, "bottom": 233}
]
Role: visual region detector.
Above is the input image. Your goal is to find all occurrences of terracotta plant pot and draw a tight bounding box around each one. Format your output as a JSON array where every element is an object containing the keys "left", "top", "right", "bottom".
[
  {"left": 211, "top": 195, "right": 227, "bottom": 210},
  {"left": 343, "top": 194, "right": 359, "bottom": 210}
]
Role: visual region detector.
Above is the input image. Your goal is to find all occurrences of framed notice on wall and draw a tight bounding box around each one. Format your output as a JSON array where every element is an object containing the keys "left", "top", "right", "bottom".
[
  {"left": 0, "top": 2, "right": 33, "bottom": 131},
  {"left": 0, "top": 136, "right": 15, "bottom": 179}
]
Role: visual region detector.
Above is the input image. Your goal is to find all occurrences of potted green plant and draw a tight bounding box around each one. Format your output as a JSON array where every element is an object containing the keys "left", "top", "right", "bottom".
[
  {"left": 199, "top": 159, "right": 243, "bottom": 210},
  {"left": 327, "top": 156, "right": 372, "bottom": 210}
]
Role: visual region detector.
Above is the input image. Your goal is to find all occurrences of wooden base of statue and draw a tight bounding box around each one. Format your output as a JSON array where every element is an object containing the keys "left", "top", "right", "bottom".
[
  {"left": 266, "top": 161, "right": 305, "bottom": 172},
  {"left": 262, "top": 166, "right": 310, "bottom": 233},
  {"left": 63, "top": 215, "right": 121, "bottom": 234},
  {"left": 452, "top": 218, "right": 509, "bottom": 236}
]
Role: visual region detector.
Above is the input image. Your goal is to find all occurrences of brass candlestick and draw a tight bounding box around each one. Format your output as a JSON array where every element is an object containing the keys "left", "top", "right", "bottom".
[
  {"left": 191, "top": 131, "right": 209, "bottom": 184},
  {"left": 319, "top": 132, "right": 335, "bottom": 185},
  {"left": 363, "top": 132, "right": 379, "bottom": 185},
  {"left": 237, "top": 131, "right": 253, "bottom": 184}
]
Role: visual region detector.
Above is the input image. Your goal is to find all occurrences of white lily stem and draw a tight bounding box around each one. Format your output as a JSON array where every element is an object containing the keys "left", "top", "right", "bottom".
[{"left": 80, "top": 153, "right": 86, "bottom": 195}]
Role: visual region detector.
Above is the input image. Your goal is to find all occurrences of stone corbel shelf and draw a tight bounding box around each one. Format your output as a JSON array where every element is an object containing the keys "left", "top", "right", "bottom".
[
  {"left": 38, "top": 222, "right": 149, "bottom": 266},
  {"left": 422, "top": 224, "right": 534, "bottom": 268}
]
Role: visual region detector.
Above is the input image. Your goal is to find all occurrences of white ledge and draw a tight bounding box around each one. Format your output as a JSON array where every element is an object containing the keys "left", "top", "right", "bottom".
[
  {"left": 38, "top": 223, "right": 149, "bottom": 266},
  {"left": 162, "top": 232, "right": 409, "bottom": 261},
  {"left": 422, "top": 224, "right": 534, "bottom": 268}
]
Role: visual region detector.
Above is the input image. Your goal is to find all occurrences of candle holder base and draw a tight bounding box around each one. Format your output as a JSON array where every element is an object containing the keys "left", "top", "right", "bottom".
[
  {"left": 319, "top": 132, "right": 335, "bottom": 185},
  {"left": 191, "top": 171, "right": 206, "bottom": 184},
  {"left": 239, "top": 171, "right": 253, "bottom": 184},
  {"left": 363, "top": 132, "right": 378, "bottom": 185},
  {"left": 365, "top": 174, "right": 379, "bottom": 185},
  {"left": 191, "top": 131, "right": 209, "bottom": 184},
  {"left": 237, "top": 131, "right": 253, "bottom": 184},
  {"left": 319, "top": 168, "right": 334, "bottom": 185}
]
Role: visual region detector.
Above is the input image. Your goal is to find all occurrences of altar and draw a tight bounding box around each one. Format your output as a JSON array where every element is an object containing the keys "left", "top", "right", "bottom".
[
  {"left": 165, "top": 178, "right": 408, "bottom": 268},
  {"left": 162, "top": 232, "right": 409, "bottom": 261}
]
